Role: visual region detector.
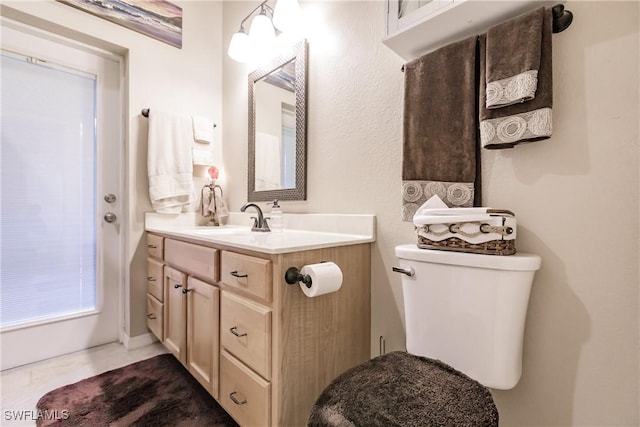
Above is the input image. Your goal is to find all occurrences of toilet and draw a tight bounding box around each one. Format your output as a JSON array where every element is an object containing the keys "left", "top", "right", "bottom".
[{"left": 308, "top": 245, "right": 541, "bottom": 426}]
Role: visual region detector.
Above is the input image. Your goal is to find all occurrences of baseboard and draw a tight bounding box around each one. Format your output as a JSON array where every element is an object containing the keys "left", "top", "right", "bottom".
[{"left": 122, "top": 332, "right": 158, "bottom": 350}]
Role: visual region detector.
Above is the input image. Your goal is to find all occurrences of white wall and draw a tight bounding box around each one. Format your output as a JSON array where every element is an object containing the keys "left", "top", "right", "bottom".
[
  {"left": 223, "top": 1, "right": 639, "bottom": 425},
  {"left": 1, "top": 0, "right": 223, "bottom": 338}
]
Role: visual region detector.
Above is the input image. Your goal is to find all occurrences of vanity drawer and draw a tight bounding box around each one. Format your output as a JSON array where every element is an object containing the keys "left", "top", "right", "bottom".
[
  {"left": 147, "top": 258, "right": 164, "bottom": 301},
  {"left": 164, "top": 238, "right": 219, "bottom": 282},
  {"left": 147, "top": 233, "right": 164, "bottom": 259},
  {"left": 220, "top": 291, "right": 272, "bottom": 380},
  {"left": 220, "top": 251, "right": 272, "bottom": 302},
  {"left": 146, "top": 294, "right": 164, "bottom": 341},
  {"left": 220, "top": 350, "right": 271, "bottom": 427}
]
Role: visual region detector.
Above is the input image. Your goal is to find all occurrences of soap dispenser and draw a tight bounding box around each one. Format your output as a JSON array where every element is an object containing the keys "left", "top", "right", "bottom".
[{"left": 270, "top": 199, "right": 283, "bottom": 232}]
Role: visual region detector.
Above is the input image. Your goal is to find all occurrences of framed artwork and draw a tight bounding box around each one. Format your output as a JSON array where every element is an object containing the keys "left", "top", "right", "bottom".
[{"left": 57, "top": 0, "right": 182, "bottom": 48}]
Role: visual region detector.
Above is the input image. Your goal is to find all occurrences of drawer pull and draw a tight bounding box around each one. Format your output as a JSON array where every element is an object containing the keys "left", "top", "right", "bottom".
[
  {"left": 230, "top": 326, "right": 247, "bottom": 337},
  {"left": 147, "top": 244, "right": 158, "bottom": 249},
  {"left": 147, "top": 276, "right": 156, "bottom": 282},
  {"left": 229, "top": 392, "right": 247, "bottom": 405},
  {"left": 174, "top": 283, "right": 182, "bottom": 289},
  {"left": 182, "top": 288, "right": 192, "bottom": 294},
  {"left": 230, "top": 270, "right": 248, "bottom": 278},
  {"left": 147, "top": 313, "right": 156, "bottom": 320}
]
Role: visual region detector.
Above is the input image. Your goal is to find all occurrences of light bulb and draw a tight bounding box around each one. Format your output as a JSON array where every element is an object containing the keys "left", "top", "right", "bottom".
[
  {"left": 249, "top": 12, "right": 276, "bottom": 61},
  {"left": 228, "top": 29, "right": 251, "bottom": 63},
  {"left": 249, "top": 13, "right": 276, "bottom": 45},
  {"left": 273, "top": 0, "right": 301, "bottom": 32}
]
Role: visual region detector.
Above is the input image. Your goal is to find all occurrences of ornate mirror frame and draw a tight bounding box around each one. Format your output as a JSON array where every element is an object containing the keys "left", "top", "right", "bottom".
[{"left": 248, "top": 39, "right": 307, "bottom": 201}]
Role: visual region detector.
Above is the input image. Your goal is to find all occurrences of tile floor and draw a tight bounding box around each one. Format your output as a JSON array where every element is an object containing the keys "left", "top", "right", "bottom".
[{"left": 0, "top": 341, "right": 168, "bottom": 426}]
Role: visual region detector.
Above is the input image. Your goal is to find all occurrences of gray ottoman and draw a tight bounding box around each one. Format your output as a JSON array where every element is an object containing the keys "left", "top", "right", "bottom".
[{"left": 308, "top": 351, "right": 498, "bottom": 427}]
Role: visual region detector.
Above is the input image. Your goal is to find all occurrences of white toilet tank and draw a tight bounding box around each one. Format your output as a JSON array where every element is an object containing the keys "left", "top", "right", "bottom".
[{"left": 394, "top": 244, "right": 541, "bottom": 390}]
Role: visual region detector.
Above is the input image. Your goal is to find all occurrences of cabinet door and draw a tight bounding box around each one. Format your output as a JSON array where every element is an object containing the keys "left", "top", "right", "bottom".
[
  {"left": 147, "top": 257, "right": 164, "bottom": 301},
  {"left": 387, "top": 0, "right": 454, "bottom": 35},
  {"left": 146, "top": 294, "right": 164, "bottom": 342},
  {"left": 164, "top": 266, "right": 187, "bottom": 364},
  {"left": 187, "top": 276, "right": 220, "bottom": 399},
  {"left": 220, "top": 350, "right": 271, "bottom": 427},
  {"left": 220, "top": 291, "right": 272, "bottom": 380}
]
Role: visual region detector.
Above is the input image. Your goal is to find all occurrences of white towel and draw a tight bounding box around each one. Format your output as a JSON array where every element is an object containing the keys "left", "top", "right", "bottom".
[
  {"left": 193, "top": 145, "right": 215, "bottom": 165},
  {"left": 255, "top": 131, "right": 282, "bottom": 191},
  {"left": 191, "top": 116, "right": 215, "bottom": 165},
  {"left": 413, "top": 195, "right": 492, "bottom": 226},
  {"left": 147, "top": 110, "right": 194, "bottom": 213},
  {"left": 192, "top": 116, "right": 214, "bottom": 144}
]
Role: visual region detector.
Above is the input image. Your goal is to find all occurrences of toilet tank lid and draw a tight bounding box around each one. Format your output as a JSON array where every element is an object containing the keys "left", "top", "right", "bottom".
[{"left": 395, "top": 244, "right": 541, "bottom": 271}]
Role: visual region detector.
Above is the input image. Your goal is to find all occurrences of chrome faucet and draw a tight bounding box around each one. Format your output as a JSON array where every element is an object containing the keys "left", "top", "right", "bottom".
[{"left": 240, "top": 203, "right": 271, "bottom": 232}]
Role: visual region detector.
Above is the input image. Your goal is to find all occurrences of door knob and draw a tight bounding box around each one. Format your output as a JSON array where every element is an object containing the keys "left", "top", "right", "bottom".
[{"left": 104, "top": 212, "right": 117, "bottom": 223}]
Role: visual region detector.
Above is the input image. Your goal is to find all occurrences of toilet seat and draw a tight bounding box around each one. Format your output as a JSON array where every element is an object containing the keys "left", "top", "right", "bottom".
[{"left": 308, "top": 351, "right": 498, "bottom": 427}]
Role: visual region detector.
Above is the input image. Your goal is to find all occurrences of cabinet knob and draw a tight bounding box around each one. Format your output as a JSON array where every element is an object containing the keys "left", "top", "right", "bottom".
[
  {"left": 182, "top": 288, "right": 192, "bottom": 294},
  {"left": 229, "top": 392, "right": 247, "bottom": 405},
  {"left": 147, "top": 313, "right": 156, "bottom": 320},
  {"left": 147, "top": 276, "right": 156, "bottom": 282},
  {"left": 230, "top": 270, "right": 248, "bottom": 278},
  {"left": 230, "top": 326, "right": 247, "bottom": 337},
  {"left": 174, "top": 283, "right": 182, "bottom": 289},
  {"left": 147, "top": 244, "right": 158, "bottom": 249}
]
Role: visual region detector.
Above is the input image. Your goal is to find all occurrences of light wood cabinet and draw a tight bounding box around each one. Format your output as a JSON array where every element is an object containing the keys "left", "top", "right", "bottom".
[
  {"left": 163, "top": 259, "right": 220, "bottom": 398},
  {"left": 187, "top": 276, "right": 220, "bottom": 399},
  {"left": 163, "top": 265, "right": 187, "bottom": 363},
  {"left": 146, "top": 233, "right": 371, "bottom": 427},
  {"left": 146, "top": 234, "right": 165, "bottom": 341},
  {"left": 220, "top": 350, "right": 271, "bottom": 427},
  {"left": 220, "top": 290, "right": 272, "bottom": 380}
]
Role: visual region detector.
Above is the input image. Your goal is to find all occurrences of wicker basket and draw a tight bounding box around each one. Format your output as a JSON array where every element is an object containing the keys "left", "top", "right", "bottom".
[
  {"left": 417, "top": 234, "right": 516, "bottom": 256},
  {"left": 415, "top": 210, "right": 517, "bottom": 256}
]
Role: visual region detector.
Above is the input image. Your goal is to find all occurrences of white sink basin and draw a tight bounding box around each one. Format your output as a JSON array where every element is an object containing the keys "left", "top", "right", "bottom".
[{"left": 188, "top": 226, "right": 251, "bottom": 236}]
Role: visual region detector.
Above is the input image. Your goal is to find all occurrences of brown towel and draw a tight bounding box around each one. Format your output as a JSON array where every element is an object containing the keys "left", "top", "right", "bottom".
[
  {"left": 480, "top": 8, "right": 553, "bottom": 149},
  {"left": 402, "top": 35, "right": 480, "bottom": 221},
  {"left": 485, "top": 7, "right": 544, "bottom": 108}
]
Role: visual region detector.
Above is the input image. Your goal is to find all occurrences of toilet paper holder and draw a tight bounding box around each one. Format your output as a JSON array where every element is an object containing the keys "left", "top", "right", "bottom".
[{"left": 284, "top": 266, "right": 313, "bottom": 288}]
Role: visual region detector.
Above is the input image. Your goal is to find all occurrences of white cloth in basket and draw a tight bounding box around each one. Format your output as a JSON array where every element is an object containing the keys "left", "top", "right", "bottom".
[{"left": 413, "top": 195, "right": 516, "bottom": 245}]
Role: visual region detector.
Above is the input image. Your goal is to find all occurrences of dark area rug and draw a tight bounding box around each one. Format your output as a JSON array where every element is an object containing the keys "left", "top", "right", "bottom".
[{"left": 36, "top": 354, "right": 239, "bottom": 427}]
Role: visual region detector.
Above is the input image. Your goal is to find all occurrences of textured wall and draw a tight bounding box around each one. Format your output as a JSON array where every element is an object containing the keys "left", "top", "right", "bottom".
[{"left": 223, "top": 1, "right": 639, "bottom": 425}]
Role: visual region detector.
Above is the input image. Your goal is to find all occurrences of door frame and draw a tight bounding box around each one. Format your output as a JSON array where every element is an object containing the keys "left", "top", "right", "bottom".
[{"left": 0, "top": 17, "right": 127, "bottom": 367}]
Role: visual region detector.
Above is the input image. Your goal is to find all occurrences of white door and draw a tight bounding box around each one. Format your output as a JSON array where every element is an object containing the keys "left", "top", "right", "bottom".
[{"left": 0, "top": 21, "right": 123, "bottom": 370}]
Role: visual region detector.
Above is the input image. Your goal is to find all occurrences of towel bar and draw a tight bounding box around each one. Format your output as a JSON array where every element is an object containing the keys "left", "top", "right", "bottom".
[{"left": 141, "top": 108, "right": 217, "bottom": 128}]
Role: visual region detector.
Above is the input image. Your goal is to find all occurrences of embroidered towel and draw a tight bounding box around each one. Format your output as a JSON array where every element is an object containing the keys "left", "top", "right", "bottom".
[
  {"left": 480, "top": 8, "right": 553, "bottom": 149},
  {"left": 485, "top": 7, "right": 544, "bottom": 108},
  {"left": 402, "top": 35, "right": 480, "bottom": 221},
  {"left": 147, "top": 110, "right": 194, "bottom": 213}
]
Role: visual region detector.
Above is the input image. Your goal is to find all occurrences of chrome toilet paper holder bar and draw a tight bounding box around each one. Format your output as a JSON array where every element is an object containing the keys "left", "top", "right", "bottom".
[{"left": 284, "top": 267, "right": 312, "bottom": 288}]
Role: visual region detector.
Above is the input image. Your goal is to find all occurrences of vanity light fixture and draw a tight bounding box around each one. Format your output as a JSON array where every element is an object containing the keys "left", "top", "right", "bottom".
[{"left": 228, "top": 0, "right": 301, "bottom": 63}]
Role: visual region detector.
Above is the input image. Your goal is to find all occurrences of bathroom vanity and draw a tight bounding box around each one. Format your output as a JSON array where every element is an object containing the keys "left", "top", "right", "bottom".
[{"left": 144, "top": 213, "right": 374, "bottom": 427}]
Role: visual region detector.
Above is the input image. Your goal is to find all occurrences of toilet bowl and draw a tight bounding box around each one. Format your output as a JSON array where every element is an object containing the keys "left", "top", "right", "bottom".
[{"left": 308, "top": 245, "right": 541, "bottom": 426}]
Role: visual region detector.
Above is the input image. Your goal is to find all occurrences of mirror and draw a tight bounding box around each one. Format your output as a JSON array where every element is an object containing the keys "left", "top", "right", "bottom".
[{"left": 248, "top": 40, "right": 307, "bottom": 201}]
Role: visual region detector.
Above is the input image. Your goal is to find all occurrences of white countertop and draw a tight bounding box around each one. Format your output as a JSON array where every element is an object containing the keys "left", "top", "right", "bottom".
[{"left": 145, "top": 212, "right": 376, "bottom": 254}]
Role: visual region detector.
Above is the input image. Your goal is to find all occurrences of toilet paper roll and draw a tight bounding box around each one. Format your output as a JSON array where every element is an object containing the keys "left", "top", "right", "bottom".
[{"left": 299, "top": 262, "right": 343, "bottom": 297}]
